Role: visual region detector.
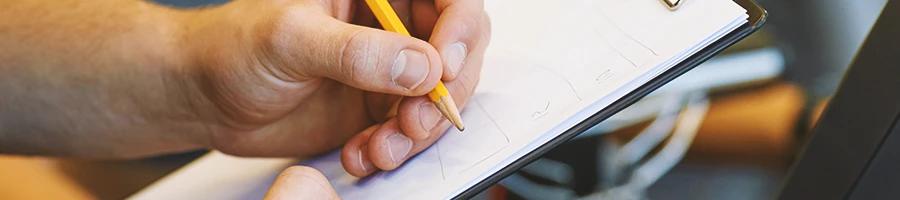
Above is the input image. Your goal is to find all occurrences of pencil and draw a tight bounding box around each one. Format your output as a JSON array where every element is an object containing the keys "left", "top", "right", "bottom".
[{"left": 363, "top": 0, "right": 465, "bottom": 131}]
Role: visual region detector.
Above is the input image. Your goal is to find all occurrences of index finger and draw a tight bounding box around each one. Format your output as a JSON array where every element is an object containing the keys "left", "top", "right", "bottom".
[
  {"left": 393, "top": 0, "right": 489, "bottom": 141},
  {"left": 427, "top": 0, "right": 491, "bottom": 81}
]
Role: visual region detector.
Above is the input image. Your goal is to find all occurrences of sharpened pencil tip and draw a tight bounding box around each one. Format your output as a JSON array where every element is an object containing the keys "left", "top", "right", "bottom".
[{"left": 434, "top": 95, "right": 465, "bottom": 133}]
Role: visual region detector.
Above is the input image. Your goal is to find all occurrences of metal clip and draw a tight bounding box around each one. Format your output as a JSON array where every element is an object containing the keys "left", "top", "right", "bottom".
[{"left": 661, "top": 0, "right": 684, "bottom": 10}]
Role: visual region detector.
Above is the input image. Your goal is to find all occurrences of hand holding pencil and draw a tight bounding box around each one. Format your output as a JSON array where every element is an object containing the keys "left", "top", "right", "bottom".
[
  {"left": 362, "top": 0, "right": 466, "bottom": 131},
  {"left": 0, "top": 0, "right": 489, "bottom": 197},
  {"left": 146, "top": 0, "right": 487, "bottom": 179},
  {"left": 338, "top": 0, "right": 492, "bottom": 177}
]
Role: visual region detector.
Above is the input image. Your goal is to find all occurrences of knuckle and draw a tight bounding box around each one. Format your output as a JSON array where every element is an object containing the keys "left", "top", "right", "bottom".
[
  {"left": 339, "top": 29, "right": 381, "bottom": 84},
  {"left": 257, "top": 9, "right": 301, "bottom": 61},
  {"left": 253, "top": 8, "right": 314, "bottom": 80}
]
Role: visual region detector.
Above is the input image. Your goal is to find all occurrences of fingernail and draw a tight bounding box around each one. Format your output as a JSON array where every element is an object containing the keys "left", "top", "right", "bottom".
[
  {"left": 386, "top": 133, "right": 412, "bottom": 164},
  {"left": 419, "top": 102, "right": 441, "bottom": 132},
  {"left": 444, "top": 42, "right": 467, "bottom": 76},
  {"left": 392, "top": 50, "right": 429, "bottom": 90},
  {"left": 358, "top": 145, "right": 375, "bottom": 173}
]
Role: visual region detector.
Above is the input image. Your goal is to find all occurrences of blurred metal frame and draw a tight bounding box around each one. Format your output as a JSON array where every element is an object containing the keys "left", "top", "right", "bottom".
[{"left": 499, "top": 92, "right": 710, "bottom": 200}]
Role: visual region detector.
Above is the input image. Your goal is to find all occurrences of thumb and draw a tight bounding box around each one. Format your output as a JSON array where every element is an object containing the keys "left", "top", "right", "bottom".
[
  {"left": 269, "top": 7, "right": 443, "bottom": 96},
  {"left": 263, "top": 166, "right": 341, "bottom": 200}
]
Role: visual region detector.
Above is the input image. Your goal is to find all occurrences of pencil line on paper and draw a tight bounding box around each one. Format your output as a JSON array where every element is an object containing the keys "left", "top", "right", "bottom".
[
  {"left": 475, "top": 99, "right": 510, "bottom": 143},
  {"left": 459, "top": 146, "right": 510, "bottom": 175},
  {"left": 436, "top": 143, "right": 446, "bottom": 180},
  {"left": 532, "top": 101, "right": 551, "bottom": 120},
  {"left": 596, "top": 69, "right": 613, "bottom": 82},
  {"left": 592, "top": 29, "right": 639, "bottom": 67},
  {"left": 537, "top": 64, "right": 583, "bottom": 101},
  {"left": 590, "top": 24, "right": 622, "bottom": 53},
  {"left": 597, "top": 8, "right": 659, "bottom": 56},
  {"left": 584, "top": 18, "right": 638, "bottom": 68}
]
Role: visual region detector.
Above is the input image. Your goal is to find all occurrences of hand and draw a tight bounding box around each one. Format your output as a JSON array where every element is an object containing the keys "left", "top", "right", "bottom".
[
  {"left": 0, "top": 0, "right": 487, "bottom": 169},
  {"left": 183, "top": 0, "right": 490, "bottom": 176},
  {"left": 263, "top": 166, "right": 341, "bottom": 200}
]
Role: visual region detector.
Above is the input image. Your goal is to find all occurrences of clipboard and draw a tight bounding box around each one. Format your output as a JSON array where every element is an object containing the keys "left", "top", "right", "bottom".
[
  {"left": 452, "top": 0, "right": 767, "bottom": 199},
  {"left": 127, "top": 0, "right": 769, "bottom": 199}
]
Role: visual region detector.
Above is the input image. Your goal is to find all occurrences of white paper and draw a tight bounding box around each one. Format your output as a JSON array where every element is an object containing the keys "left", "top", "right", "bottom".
[
  {"left": 128, "top": 0, "right": 749, "bottom": 199},
  {"left": 298, "top": 0, "right": 749, "bottom": 199}
]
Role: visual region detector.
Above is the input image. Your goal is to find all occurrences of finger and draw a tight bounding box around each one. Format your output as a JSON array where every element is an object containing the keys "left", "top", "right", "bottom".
[
  {"left": 269, "top": 6, "right": 444, "bottom": 96},
  {"left": 389, "top": 0, "right": 487, "bottom": 139},
  {"left": 397, "top": 96, "right": 445, "bottom": 141},
  {"left": 341, "top": 124, "right": 380, "bottom": 177},
  {"left": 396, "top": 63, "right": 479, "bottom": 140},
  {"left": 429, "top": 0, "right": 491, "bottom": 81},
  {"left": 367, "top": 118, "right": 453, "bottom": 170},
  {"left": 396, "top": 97, "right": 443, "bottom": 140},
  {"left": 263, "top": 166, "right": 341, "bottom": 200},
  {"left": 410, "top": 0, "right": 439, "bottom": 40}
]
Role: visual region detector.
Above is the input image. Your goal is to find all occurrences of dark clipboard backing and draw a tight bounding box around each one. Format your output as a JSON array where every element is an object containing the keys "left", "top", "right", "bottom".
[{"left": 453, "top": 0, "right": 768, "bottom": 199}]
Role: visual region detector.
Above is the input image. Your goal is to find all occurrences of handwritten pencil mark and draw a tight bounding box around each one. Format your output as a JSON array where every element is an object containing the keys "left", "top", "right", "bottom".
[
  {"left": 434, "top": 100, "right": 512, "bottom": 179},
  {"left": 596, "top": 8, "right": 659, "bottom": 56},
  {"left": 596, "top": 69, "right": 613, "bottom": 82},
  {"left": 459, "top": 146, "right": 510, "bottom": 175},
  {"left": 436, "top": 8, "right": 665, "bottom": 177},
  {"left": 475, "top": 99, "right": 510, "bottom": 143},
  {"left": 536, "top": 65, "right": 583, "bottom": 100},
  {"left": 436, "top": 143, "right": 446, "bottom": 180},
  {"left": 532, "top": 101, "right": 551, "bottom": 120},
  {"left": 588, "top": 8, "right": 659, "bottom": 69},
  {"left": 592, "top": 29, "right": 639, "bottom": 67}
]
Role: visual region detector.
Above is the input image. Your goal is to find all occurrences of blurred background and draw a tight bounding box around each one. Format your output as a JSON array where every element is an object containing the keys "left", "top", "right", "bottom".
[{"left": 0, "top": 0, "right": 890, "bottom": 199}]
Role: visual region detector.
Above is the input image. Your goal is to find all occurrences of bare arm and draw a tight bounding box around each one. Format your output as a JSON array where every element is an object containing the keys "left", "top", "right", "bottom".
[
  {"left": 0, "top": 0, "right": 207, "bottom": 158},
  {"left": 0, "top": 0, "right": 491, "bottom": 168}
]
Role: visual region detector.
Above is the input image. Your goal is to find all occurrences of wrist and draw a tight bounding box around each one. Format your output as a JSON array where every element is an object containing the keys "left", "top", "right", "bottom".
[
  {"left": 166, "top": 2, "right": 261, "bottom": 149},
  {"left": 154, "top": 7, "right": 228, "bottom": 150}
]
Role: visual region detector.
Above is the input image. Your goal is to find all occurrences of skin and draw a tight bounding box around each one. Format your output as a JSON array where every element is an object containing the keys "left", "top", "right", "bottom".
[
  {"left": 264, "top": 166, "right": 342, "bottom": 200},
  {"left": 0, "top": 0, "right": 490, "bottom": 198}
]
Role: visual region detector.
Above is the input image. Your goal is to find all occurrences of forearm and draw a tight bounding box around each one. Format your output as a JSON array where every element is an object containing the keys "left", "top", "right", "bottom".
[{"left": 0, "top": 0, "right": 209, "bottom": 158}]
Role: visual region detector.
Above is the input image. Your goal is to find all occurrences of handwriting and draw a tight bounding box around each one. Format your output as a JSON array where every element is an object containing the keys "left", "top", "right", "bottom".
[
  {"left": 596, "top": 69, "right": 613, "bottom": 82},
  {"left": 436, "top": 144, "right": 447, "bottom": 180},
  {"left": 596, "top": 7, "right": 659, "bottom": 56},
  {"left": 537, "top": 64, "right": 583, "bottom": 101},
  {"left": 532, "top": 101, "right": 551, "bottom": 120}
]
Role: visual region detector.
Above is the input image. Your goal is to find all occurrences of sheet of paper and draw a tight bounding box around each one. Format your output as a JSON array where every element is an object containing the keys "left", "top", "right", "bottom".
[
  {"left": 122, "top": 0, "right": 751, "bottom": 199},
  {"left": 298, "top": 0, "right": 749, "bottom": 199},
  {"left": 292, "top": 1, "right": 750, "bottom": 199},
  {"left": 127, "top": 0, "right": 749, "bottom": 199}
]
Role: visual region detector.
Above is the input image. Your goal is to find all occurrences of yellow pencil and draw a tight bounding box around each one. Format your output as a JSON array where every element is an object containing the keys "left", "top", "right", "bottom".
[{"left": 364, "top": 0, "right": 465, "bottom": 131}]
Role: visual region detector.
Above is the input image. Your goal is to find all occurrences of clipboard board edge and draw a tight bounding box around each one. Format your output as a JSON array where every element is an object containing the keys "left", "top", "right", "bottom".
[{"left": 453, "top": 0, "right": 769, "bottom": 199}]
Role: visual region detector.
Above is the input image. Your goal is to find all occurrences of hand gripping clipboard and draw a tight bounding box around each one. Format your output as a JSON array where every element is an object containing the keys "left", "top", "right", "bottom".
[{"left": 452, "top": 0, "right": 768, "bottom": 199}]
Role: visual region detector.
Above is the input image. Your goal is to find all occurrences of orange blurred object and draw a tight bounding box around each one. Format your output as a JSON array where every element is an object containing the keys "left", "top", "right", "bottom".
[
  {"left": 686, "top": 82, "right": 805, "bottom": 166},
  {"left": 0, "top": 156, "right": 94, "bottom": 200}
]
